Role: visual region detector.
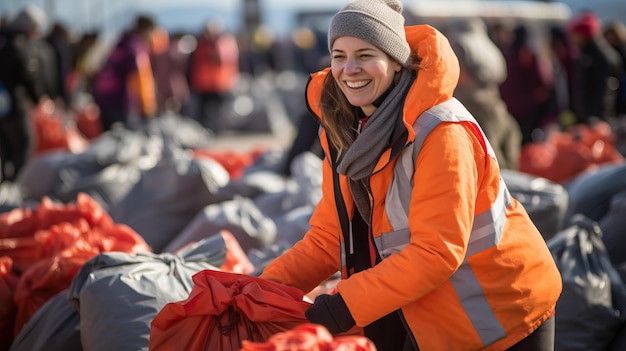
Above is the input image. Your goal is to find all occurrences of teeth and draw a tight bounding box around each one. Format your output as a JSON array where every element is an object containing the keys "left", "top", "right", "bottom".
[{"left": 346, "top": 80, "right": 369, "bottom": 88}]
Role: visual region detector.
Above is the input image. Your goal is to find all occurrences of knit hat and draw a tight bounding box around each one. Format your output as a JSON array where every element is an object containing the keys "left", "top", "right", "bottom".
[{"left": 328, "top": 0, "right": 412, "bottom": 67}]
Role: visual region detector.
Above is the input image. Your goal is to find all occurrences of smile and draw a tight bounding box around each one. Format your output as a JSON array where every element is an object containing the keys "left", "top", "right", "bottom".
[{"left": 345, "top": 80, "right": 370, "bottom": 89}]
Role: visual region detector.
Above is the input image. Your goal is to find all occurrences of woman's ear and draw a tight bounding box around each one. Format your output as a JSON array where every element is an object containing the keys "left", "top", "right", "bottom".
[{"left": 395, "top": 62, "right": 402, "bottom": 73}]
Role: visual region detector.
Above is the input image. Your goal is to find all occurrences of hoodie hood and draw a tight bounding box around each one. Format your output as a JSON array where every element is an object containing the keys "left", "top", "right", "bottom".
[
  {"left": 401, "top": 25, "right": 459, "bottom": 127},
  {"left": 306, "top": 24, "right": 459, "bottom": 138}
]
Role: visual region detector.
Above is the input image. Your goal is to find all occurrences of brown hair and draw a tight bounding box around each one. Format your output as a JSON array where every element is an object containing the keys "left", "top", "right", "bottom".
[{"left": 319, "top": 52, "right": 422, "bottom": 157}]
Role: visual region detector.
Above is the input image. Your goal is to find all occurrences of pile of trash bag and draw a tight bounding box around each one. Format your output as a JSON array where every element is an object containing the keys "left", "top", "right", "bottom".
[{"left": 2, "top": 110, "right": 626, "bottom": 350}]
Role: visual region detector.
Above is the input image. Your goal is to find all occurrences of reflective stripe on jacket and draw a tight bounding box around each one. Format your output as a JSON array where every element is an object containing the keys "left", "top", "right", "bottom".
[{"left": 260, "top": 25, "right": 562, "bottom": 351}]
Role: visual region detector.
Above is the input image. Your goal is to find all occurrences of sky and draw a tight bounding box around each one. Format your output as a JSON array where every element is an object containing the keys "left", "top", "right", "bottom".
[
  {"left": 1, "top": 0, "right": 625, "bottom": 37},
  {"left": 0, "top": 0, "right": 344, "bottom": 36}
]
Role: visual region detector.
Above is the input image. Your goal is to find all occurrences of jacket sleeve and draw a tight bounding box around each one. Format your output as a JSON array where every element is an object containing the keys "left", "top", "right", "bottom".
[
  {"left": 337, "top": 122, "right": 486, "bottom": 326},
  {"left": 260, "top": 157, "right": 343, "bottom": 295}
]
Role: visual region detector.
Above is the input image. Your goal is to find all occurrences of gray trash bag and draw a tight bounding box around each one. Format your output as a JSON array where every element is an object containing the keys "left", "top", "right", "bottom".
[
  {"left": 213, "top": 149, "right": 288, "bottom": 203},
  {"left": 253, "top": 151, "right": 322, "bottom": 220},
  {"left": 16, "top": 150, "right": 76, "bottom": 201},
  {"left": 501, "top": 169, "right": 569, "bottom": 241},
  {"left": 163, "top": 196, "right": 276, "bottom": 254},
  {"left": 17, "top": 129, "right": 159, "bottom": 206},
  {"left": 108, "top": 142, "right": 230, "bottom": 253},
  {"left": 253, "top": 152, "right": 322, "bottom": 246},
  {"left": 0, "top": 181, "right": 25, "bottom": 213},
  {"left": 547, "top": 215, "right": 626, "bottom": 351},
  {"left": 609, "top": 323, "right": 626, "bottom": 351},
  {"left": 599, "top": 190, "right": 626, "bottom": 267},
  {"left": 273, "top": 206, "right": 314, "bottom": 247},
  {"left": 68, "top": 234, "right": 229, "bottom": 351},
  {"left": 9, "top": 289, "right": 82, "bottom": 351},
  {"left": 565, "top": 164, "right": 626, "bottom": 223},
  {"left": 146, "top": 112, "right": 215, "bottom": 150}
]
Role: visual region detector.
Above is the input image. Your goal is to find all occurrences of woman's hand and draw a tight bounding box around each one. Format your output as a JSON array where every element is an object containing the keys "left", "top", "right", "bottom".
[{"left": 305, "top": 293, "right": 356, "bottom": 335}]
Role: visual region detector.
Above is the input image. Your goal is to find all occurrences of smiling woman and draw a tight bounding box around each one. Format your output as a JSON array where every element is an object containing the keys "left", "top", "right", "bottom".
[{"left": 258, "top": 1, "right": 562, "bottom": 351}]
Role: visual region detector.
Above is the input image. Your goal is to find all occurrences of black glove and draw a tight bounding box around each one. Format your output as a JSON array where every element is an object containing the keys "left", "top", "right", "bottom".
[{"left": 305, "top": 293, "right": 356, "bottom": 335}]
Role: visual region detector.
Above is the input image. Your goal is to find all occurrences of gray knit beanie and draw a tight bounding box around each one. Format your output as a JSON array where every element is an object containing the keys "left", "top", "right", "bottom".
[{"left": 328, "top": 0, "right": 411, "bottom": 67}]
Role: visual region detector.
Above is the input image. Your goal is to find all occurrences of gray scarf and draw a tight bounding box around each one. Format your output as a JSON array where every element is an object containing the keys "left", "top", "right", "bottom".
[{"left": 336, "top": 69, "right": 414, "bottom": 220}]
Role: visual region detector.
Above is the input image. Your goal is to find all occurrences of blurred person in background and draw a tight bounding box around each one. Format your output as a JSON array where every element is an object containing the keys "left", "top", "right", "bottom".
[
  {"left": 0, "top": 4, "right": 49, "bottom": 183},
  {"left": 70, "top": 31, "right": 99, "bottom": 97},
  {"left": 150, "top": 26, "right": 173, "bottom": 114},
  {"left": 498, "top": 23, "right": 555, "bottom": 144},
  {"left": 259, "top": 0, "right": 561, "bottom": 350},
  {"left": 45, "top": 22, "right": 74, "bottom": 109},
  {"left": 189, "top": 19, "right": 240, "bottom": 133},
  {"left": 546, "top": 25, "right": 578, "bottom": 128},
  {"left": 92, "top": 14, "right": 157, "bottom": 131},
  {"left": 603, "top": 20, "right": 626, "bottom": 117},
  {"left": 448, "top": 17, "right": 522, "bottom": 170},
  {"left": 567, "top": 11, "right": 624, "bottom": 124},
  {"left": 150, "top": 29, "right": 194, "bottom": 116}
]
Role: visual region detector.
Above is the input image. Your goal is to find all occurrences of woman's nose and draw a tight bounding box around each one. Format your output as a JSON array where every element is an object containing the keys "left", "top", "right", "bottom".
[{"left": 344, "top": 57, "right": 360, "bottom": 74}]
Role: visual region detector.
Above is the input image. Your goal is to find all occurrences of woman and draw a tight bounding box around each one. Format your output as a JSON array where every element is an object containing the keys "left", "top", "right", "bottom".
[{"left": 259, "top": 1, "right": 561, "bottom": 350}]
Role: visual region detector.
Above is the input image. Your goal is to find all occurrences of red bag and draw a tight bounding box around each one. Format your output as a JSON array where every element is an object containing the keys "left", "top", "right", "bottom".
[
  {"left": 240, "top": 324, "right": 377, "bottom": 351},
  {"left": 216, "top": 230, "right": 255, "bottom": 275},
  {"left": 0, "top": 257, "right": 19, "bottom": 350},
  {"left": 0, "top": 194, "right": 149, "bottom": 274},
  {"left": 150, "top": 270, "right": 312, "bottom": 351},
  {"left": 519, "top": 124, "right": 625, "bottom": 184},
  {"left": 30, "top": 99, "right": 89, "bottom": 156},
  {"left": 1, "top": 193, "right": 151, "bottom": 336},
  {"left": 73, "top": 102, "right": 103, "bottom": 140},
  {"left": 192, "top": 148, "right": 265, "bottom": 180}
]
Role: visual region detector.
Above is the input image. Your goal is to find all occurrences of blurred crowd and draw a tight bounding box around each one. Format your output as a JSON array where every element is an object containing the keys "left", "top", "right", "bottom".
[{"left": 1, "top": 2, "right": 626, "bottom": 184}]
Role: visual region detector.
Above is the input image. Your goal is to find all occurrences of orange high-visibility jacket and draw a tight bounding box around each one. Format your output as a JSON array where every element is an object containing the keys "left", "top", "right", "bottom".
[{"left": 260, "top": 25, "right": 562, "bottom": 351}]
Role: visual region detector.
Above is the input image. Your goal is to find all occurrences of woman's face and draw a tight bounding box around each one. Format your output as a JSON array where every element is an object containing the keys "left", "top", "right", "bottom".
[{"left": 331, "top": 36, "right": 401, "bottom": 116}]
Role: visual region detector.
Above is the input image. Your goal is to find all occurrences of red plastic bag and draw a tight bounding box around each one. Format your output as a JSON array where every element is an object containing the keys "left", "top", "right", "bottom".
[
  {"left": 519, "top": 125, "right": 625, "bottom": 184},
  {"left": 219, "top": 230, "right": 255, "bottom": 274},
  {"left": 192, "top": 148, "right": 264, "bottom": 180},
  {"left": 1, "top": 193, "right": 151, "bottom": 336},
  {"left": 30, "top": 99, "right": 89, "bottom": 156},
  {"left": 150, "top": 270, "right": 312, "bottom": 351},
  {"left": 240, "top": 324, "right": 377, "bottom": 351},
  {"left": 172, "top": 230, "right": 255, "bottom": 275},
  {"left": 0, "top": 257, "right": 19, "bottom": 350},
  {"left": 73, "top": 102, "right": 103, "bottom": 140}
]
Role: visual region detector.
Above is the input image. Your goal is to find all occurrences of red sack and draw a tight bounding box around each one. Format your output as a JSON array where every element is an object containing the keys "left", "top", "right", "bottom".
[
  {"left": 12, "top": 245, "right": 96, "bottom": 336},
  {"left": 149, "top": 270, "right": 312, "bottom": 351},
  {"left": 0, "top": 257, "right": 19, "bottom": 350},
  {"left": 1, "top": 193, "right": 151, "bottom": 336},
  {"left": 73, "top": 102, "right": 103, "bottom": 140},
  {"left": 30, "top": 99, "right": 89, "bottom": 156},
  {"left": 520, "top": 125, "right": 625, "bottom": 184},
  {"left": 216, "top": 230, "right": 254, "bottom": 275},
  {"left": 0, "top": 194, "right": 149, "bottom": 274},
  {"left": 172, "top": 230, "right": 255, "bottom": 275},
  {"left": 192, "top": 148, "right": 264, "bottom": 180},
  {"left": 240, "top": 324, "right": 377, "bottom": 351}
]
